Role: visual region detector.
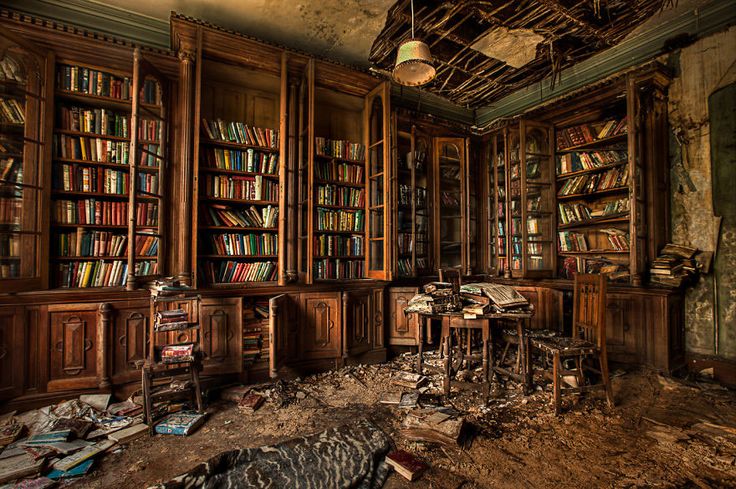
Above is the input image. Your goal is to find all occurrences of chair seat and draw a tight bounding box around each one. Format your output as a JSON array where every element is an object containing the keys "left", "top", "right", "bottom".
[
  {"left": 531, "top": 336, "right": 597, "bottom": 354},
  {"left": 503, "top": 328, "right": 558, "bottom": 340}
]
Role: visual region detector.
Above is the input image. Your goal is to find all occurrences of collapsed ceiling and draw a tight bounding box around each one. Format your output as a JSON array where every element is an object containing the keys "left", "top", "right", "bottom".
[{"left": 370, "top": 0, "right": 670, "bottom": 108}]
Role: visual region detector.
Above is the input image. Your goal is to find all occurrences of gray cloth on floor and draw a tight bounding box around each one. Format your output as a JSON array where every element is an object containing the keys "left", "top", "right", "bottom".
[{"left": 150, "top": 419, "right": 391, "bottom": 489}]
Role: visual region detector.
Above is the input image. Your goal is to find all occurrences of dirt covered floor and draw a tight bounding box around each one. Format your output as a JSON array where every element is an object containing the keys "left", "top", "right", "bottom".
[{"left": 75, "top": 352, "right": 736, "bottom": 489}]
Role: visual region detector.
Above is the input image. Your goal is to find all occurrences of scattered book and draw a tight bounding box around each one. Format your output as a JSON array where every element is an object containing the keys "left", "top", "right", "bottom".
[
  {"left": 379, "top": 392, "right": 403, "bottom": 405},
  {"left": 79, "top": 394, "right": 111, "bottom": 411},
  {"left": 392, "top": 372, "right": 427, "bottom": 390},
  {"left": 221, "top": 385, "right": 250, "bottom": 403},
  {"left": 108, "top": 423, "right": 147, "bottom": 444},
  {"left": 398, "top": 392, "right": 419, "bottom": 409},
  {"left": 154, "top": 412, "right": 207, "bottom": 436},
  {"left": 22, "top": 431, "right": 71, "bottom": 446},
  {"left": 35, "top": 439, "right": 91, "bottom": 456},
  {"left": 46, "top": 458, "right": 95, "bottom": 480},
  {"left": 0, "top": 423, "right": 24, "bottom": 447},
  {"left": 51, "top": 418, "right": 94, "bottom": 440},
  {"left": 0, "top": 453, "right": 46, "bottom": 484},
  {"left": 52, "top": 439, "right": 115, "bottom": 472},
  {"left": 3, "top": 476, "right": 57, "bottom": 488},
  {"left": 238, "top": 393, "right": 265, "bottom": 413},
  {"left": 386, "top": 450, "right": 428, "bottom": 481}
]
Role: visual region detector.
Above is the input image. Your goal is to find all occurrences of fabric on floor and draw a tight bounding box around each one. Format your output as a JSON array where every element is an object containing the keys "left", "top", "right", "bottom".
[{"left": 149, "top": 418, "right": 391, "bottom": 489}]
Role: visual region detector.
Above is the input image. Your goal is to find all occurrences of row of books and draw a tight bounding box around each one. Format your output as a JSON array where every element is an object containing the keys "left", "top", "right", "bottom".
[
  {"left": 316, "top": 161, "right": 364, "bottom": 184},
  {"left": 55, "top": 259, "right": 128, "bottom": 288},
  {"left": 0, "top": 197, "right": 21, "bottom": 225},
  {"left": 56, "top": 231, "right": 127, "bottom": 257},
  {"left": 440, "top": 191, "right": 460, "bottom": 208},
  {"left": 135, "top": 234, "right": 159, "bottom": 256},
  {"left": 527, "top": 242, "right": 545, "bottom": 255},
  {"left": 53, "top": 199, "right": 128, "bottom": 226},
  {"left": 0, "top": 233, "right": 20, "bottom": 257},
  {"left": 316, "top": 208, "right": 364, "bottom": 232},
  {"left": 557, "top": 166, "right": 629, "bottom": 196},
  {"left": 137, "top": 202, "right": 159, "bottom": 227},
  {"left": 313, "top": 258, "right": 364, "bottom": 280},
  {"left": 0, "top": 157, "right": 21, "bottom": 183},
  {"left": 558, "top": 231, "right": 588, "bottom": 252},
  {"left": 139, "top": 143, "right": 161, "bottom": 167},
  {"left": 58, "top": 106, "right": 129, "bottom": 137},
  {"left": 55, "top": 135, "right": 130, "bottom": 164},
  {"left": 137, "top": 172, "right": 158, "bottom": 194},
  {"left": 203, "top": 204, "right": 278, "bottom": 229},
  {"left": 204, "top": 260, "right": 277, "bottom": 283},
  {"left": 398, "top": 185, "right": 427, "bottom": 207},
  {"left": 136, "top": 260, "right": 157, "bottom": 276},
  {"left": 0, "top": 262, "right": 19, "bottom": 278},
  {"left": 56, "top": 164, "right": 129, "bottom": 194},
  {"left": 208, "top": 233, "right": 278, "bottom": 256},
  {"left": 201, "top": 119, "right": 278, "bottom": 149},
  {"left": 314, "top": 234, "right": 363, "bottom": 257},
  {"left": 58, "top": 65, "right": 132, "bottom": 101},
  {"left": 397, "top": 233, "right": 413, "bottom": 254},
  {"left": 204, "top": 148, "right": 278, "bottom": 174},
  {"left": 316, "top": 184, "right": 364, "bottom": 208},
  {"left": 559, "top": 256, "right": 629, "bottom": 280},
  {"left": 558, "top": 198, "right": 629, "bottom": 225},
  {"left": 601, "top": 228, "right": 630, "bottom": 251},
  {"left": 315, "top": 137, "right": 365, "bottom": 162},
  {"left": 526, "top": 218, "right": 544, "bottom": 235},
  {"left": 204, "top": 174, "right": 278, "bottom": 201},
  {"left": 397, "top": 257, "right": 413, "bottom": 276},
  {"left": 138, "top": 119, "right": 162, "bottom": 141},
  {"left": 556, "top": 117, "right": 627, "bottom": 149},
  {"left": 141, "top": 79, "right": 161, "bottom": 106},
  {"left": 0, "top": 57, "right": 22, "bottom": 83},
  {"left": 557, "top": 150, "right": 627, "bottom": 175},
  {"left": 0, "top": 97, "right": 24, "bottom": 124},
  {"left": 509, "top": 160, "right": 542, "bottom": 180}
]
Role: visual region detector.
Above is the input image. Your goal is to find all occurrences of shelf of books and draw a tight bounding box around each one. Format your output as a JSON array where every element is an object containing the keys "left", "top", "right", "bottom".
[
  {"left": 394, "top": 120, "right": 430, "bottom": 278},
  {"left": 194, "top": 58, "right": 284, "bottom": 287},
  {"left": 0, "top": 32, "right": 51, "bottom": 292},
  {"left": 51, "top": 56, "right": 164, "bottom": 289},
  {"left": 242, "top": 298, "right": 270, "bottom": 374},
  {"left": 555, "top": 111, "right": 632, "bottom": 281},
  {"left": 434, "top": 137, "right": 465, "bottom": 270},
  {"left": 486, "top": 129, "right": 508, "bottom": 276}
]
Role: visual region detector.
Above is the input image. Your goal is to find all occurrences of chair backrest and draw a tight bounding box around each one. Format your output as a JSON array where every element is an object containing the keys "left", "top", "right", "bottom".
[
  {"left": 572, "top": 273, "right": 607, "bottom": 349},
  {"left": 438, "top": 267, "right": 462, "bottom": 292}
]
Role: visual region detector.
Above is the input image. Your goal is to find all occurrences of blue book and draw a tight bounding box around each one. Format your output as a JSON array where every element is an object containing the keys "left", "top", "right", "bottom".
[
  {"left": 154, "top": 412, "right": 206, "bottom": 436},
  {"left": 46, "top": 458, "right": 94, "bottom": 479}
]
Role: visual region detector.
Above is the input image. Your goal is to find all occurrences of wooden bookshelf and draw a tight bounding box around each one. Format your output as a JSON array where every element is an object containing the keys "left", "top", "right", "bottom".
[
  {"left": 434, "top": 137, "right": 467, "bottom": 270},
  {"left": 192, "top": 54, "right": 286, "bottom": 287}
]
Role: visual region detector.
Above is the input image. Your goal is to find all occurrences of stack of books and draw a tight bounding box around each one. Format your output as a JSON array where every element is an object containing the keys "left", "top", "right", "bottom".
[
  {"left": 650, "top": 243, "right": 704, "bottom": 287},
  {"left": 154, "top": 309, "right": 189, "bottom": 332}
]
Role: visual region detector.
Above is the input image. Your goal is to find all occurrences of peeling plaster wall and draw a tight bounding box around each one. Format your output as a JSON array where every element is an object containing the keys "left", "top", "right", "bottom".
[{"left": 668, "top": 26, "right": 736, "bottom": 359}]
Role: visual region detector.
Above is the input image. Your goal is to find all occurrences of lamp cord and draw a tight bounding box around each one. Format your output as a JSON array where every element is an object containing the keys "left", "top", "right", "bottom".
[{"left": 411, "top": 0, "right": 415, "bottom": 38}]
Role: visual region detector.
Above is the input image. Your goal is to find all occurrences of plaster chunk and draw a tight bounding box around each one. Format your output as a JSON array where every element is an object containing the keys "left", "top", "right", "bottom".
[{"left": 471, "top": 27, "right": 544, "bottom": 69}]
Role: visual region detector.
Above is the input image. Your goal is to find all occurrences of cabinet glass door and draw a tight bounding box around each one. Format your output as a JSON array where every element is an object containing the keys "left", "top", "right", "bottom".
[
  {"left": 488, "top": 130, "right": 508, "bottom": 275},
  {"left": 509, "top": 130, "right": 523, "bottom": 274},
  {"left": 365, "top": 82, "right": 390, "bottom": 280},
  {"left": 0, "top": 32, "right": 50, "bottom": 292},
  {"left": 413, "top": 133, "right": 430, "bottom": 275},
  {"left": 435, "top": 138, "right": 465, "bottom": 269}
]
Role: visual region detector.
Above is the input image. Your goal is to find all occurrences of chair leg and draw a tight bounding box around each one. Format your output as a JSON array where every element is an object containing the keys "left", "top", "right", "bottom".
[
  {"left": 598, "top": 351, "right": 614, "bottom": 408},
  {"left": 552, "top": 350, "right": 562, "bottom": 415},
  {"left": 575, "top": 354, "right": 585, "bottom": 390}
]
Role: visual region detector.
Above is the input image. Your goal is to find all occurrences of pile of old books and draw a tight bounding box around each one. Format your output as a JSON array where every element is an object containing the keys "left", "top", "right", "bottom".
[
  {"left": 404, "top": 282, "right": 462, "bottom": 315},
  {"left": 460, "top": 282, "right": 532, "bottom": 317},
  {"left": 160, "top": 343, "right": 197, "bottom": 364},
  {"left": 650, "top": 243, "right": 709, "bottom": 287},
  {"left": 154, "top": 308, "right": 189, "bottom": 332},
  {"left": 147, "top": 276, "right": 192, "bottom": 297}
]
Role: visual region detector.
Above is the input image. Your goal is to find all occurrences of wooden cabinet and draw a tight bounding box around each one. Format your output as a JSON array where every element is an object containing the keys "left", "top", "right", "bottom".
[
  {"left": 605, "top": 293, "right": 642, "bottom": 364},
  {"left": 0, "top": 307, "right": 23, "bottom": 400},
  {"left": 200, "top": 298, "right": 242, "bottom": 376},
  {"left": 387, "top": 286, "right": 420, "bottom": 346},
  {"left": 299, "top": 292, "right": 342, "bottom": 360},
  {"left": 47, "top": 305, "right": 99, "bottom": 392},
  {"left": 110, "top": 302, "right": 149, "bottom": 385},
  {"left": 434, "top": 137, "right": 468, "bottom": 271},
  {"left": 343, "top": 286, "right": 385, "bottom": 359},
  {"left": 514, "top": 286, "right": 564, "bottom": 332}
]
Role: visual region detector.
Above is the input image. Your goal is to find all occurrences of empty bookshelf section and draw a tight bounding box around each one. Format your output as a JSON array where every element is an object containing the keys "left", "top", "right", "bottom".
[{"left": 195, "top": 59, "right": 283, "bottom": 287}]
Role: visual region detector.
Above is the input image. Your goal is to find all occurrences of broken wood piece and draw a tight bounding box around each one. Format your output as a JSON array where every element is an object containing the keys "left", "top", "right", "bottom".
[{"left": 386, "top": 450, "right": 428, "bottom": 481}]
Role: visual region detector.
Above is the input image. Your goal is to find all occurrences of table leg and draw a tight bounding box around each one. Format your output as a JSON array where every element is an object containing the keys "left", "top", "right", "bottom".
[
  {"left": 417, "top": 315, "right": 425, "bottom": 375},
  {"left": 444, "top": 329, "right": 452, "bottom": 397},
  {"left": 516, "top": 318, "right": 531, "bottom": 394}
]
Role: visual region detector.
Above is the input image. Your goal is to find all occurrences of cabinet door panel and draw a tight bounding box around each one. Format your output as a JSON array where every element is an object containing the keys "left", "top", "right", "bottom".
[
  {"left": 300, "top": 293, "right": 340, "bottom": 359},
  {"left": 200, "top": 298, "right": 242, "bottom": 375},
  {"left": 347, "top": 290, "right": 371, "bottom": 356},
  {"left": 388, "top": 287, "right": 419, "bottom": 346},
  {"left": 0, "top": 307, "right": 23, "bottom": 400},
  {"left": 48, "top": 308, "right": 98, "bottom": 391},
  {"left": 606, "top": 293, "right": 641, "bottom": 364},
  {"left": 111, "top": 304, "right": 149, "bottom": 384},
  {"left": 372, "top": 288, "right": 384, "bottom": 349}
]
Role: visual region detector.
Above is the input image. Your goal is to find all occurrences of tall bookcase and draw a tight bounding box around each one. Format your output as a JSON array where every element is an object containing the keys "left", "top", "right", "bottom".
[
  {"left": 393, "top": 115, "right": 432, "bottom": 278},
  {"left": 0, "top": 29, "right": 53, "bottom": 293},
  {"left": 192, "top": 48, "right": 287, "bottom": 288},
  {"left": 485, "top": 128, "right": 508, "bottom": 276},
  {"left": 433, "top": 137, "right": 467, "bottom": 270},
  {"left": 51, "top": 52, "right": 166, "bottom": 289},
  {"left": 297, "top": 59, "right": 391, "bottom": 283}
]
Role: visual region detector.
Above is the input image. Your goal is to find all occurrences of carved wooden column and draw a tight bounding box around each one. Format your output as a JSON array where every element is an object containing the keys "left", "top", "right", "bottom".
[
  {"left": 341, "top": 291, "right": 349, "bottom": 367},
  {"left": 97, "top": 303, "right": 112, "bottom": 389},
  {"left": 176, "top": 46, "right": 196, "bottom": 285},
  {"left": 285, "top": 78, "right": 299, "bottom": 282}
]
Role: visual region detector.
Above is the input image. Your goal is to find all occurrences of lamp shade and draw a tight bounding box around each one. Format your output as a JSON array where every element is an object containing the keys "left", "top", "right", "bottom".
[{"left": 393, "top": 39, "right": 436, "bottom": 86}]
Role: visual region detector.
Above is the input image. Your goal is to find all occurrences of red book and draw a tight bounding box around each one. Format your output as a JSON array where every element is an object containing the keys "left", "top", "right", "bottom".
[{"left": 386, "top": 450, "right": 428, "bottom": 481}]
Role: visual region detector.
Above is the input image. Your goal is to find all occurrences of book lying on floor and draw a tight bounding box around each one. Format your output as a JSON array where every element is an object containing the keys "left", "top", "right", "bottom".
[
  {"left": 52, "top": 439, "right": 115, "bottom": 471},
  {"left": 238, "top": 393, "right": 265, "bottom": 413},
  {"left": 22, "top": 430, "right": 72, "bottom": 446},
  {"left": 392, "top": 371, "right": 427, "bottom": 389},
  {"left": 386, "top": 450, "right": 428, "bottom": 481},
  {"left": 47, "top": 458, "right": 95, "bottom": 480},
  {"left": 108, "top": 423, "right": 148, "bottom": 444},
  {"left": 0, "top": 452, "right": 46, "bottom": 484},
  {"left": 379, "top": 392, "right": 403, "bottom": 405},
  {"left": 154, "top": 412, "right": 207, "bottom": 436},
  {"left": 0, "top": 423, "right": 24, "bottom": 447}
]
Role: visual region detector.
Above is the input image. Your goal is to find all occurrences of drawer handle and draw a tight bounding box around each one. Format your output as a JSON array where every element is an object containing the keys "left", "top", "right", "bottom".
[{"left": 84, "top": 339, "right": 93, "bottom": 351}]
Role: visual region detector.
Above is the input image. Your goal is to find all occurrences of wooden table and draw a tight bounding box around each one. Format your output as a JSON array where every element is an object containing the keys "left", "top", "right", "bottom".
[{"left": 412, "top": 310, "right": 534, "bottom": 396}]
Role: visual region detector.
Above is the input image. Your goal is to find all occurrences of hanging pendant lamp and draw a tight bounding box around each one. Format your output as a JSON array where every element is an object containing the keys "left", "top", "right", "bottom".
[{"left": 393, "top": 0, "right": 436, "bottom": 86}]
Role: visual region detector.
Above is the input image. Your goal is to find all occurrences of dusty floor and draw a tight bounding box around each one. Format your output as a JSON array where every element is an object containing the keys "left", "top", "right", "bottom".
[{"left": 76, "top": 352, "right": 736, "bottom": 488}]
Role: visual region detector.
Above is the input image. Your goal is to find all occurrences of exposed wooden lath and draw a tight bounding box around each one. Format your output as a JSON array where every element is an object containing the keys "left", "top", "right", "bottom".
[{"left": 370, "top": 0, "right": 667, "bottom": 108}]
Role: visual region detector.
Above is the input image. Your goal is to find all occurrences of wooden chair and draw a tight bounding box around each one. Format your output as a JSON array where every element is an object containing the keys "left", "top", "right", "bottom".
[{"left": 531, "top": 273, "right": 614, "bottom": 415}]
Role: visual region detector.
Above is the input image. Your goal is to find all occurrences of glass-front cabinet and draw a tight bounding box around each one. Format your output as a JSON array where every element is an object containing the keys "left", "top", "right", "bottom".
[
  {"left": 433, "top": 137, "right": 466, "bottom": 271},
  {"left": 485, "top": 129, "right": 508, "bottom": 276},
  {"left": 0, "top": 31, "right": 52, "bottom": 292}
]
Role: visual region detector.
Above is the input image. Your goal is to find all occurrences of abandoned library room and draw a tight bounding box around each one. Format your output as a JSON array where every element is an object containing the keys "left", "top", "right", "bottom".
[{"left": 0, "top": 0, "right": 734, "bottom": 487}]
